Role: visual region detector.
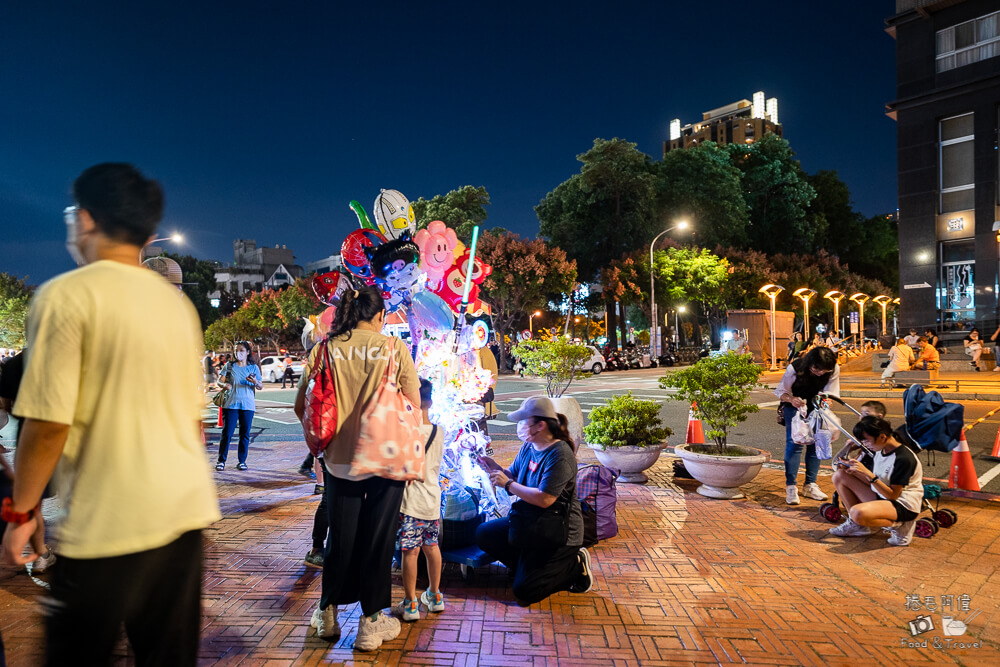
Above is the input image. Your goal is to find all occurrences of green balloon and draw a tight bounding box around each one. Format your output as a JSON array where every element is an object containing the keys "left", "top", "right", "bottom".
[{"left": 349, "top": 200, "right": 377, "bottom": 230}]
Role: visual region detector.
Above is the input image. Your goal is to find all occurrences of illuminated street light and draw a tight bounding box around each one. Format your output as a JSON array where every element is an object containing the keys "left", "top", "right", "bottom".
[
  {"left": 873, "top": 295, "right": 892, "bottom": 337},
  {"left": 792, "top": 287, "right": 817, "bottom": 339},
  {"left": 650, "top": 220, "right": 691, "bottom": 356},
  {"left": 824, "top": 291, "right": 846, "bottom": 337},
  {"left": 674, "top": 304, "right": 687, "bottom": 345},
  {"left": 529, "top": 310, "right": 542, "bottom": 337},
  {"left": 850, "top": 293, "right": 870, "bottom": 347},
  {"left": 140, "top": 232, "right": 183, "bottom": 261},
  {"left": 759, "top": 284, "right": 785, "bottom": 371}
]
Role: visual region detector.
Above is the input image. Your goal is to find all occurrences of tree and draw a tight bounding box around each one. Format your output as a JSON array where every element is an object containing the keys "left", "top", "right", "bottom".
[
  {"left": 164, "top": 253, "right": 222, "bottom": 330},
  {"left": 204, "top": 308, "right": 261, "bottom": 352},
  {"left": 726, "top": 134, "right": 818, "bottom": 255},
  {"left": 412, "top": 185, "right": 490, "bottom": 243},
  {"left": 0, "top": 273, "right": 32, "bottom": 348},
  {"left": 537, "top": 138, "right": 657, "bottom": 347},
  {"left": 653, "top": 142, "right": 749, "bottom": 249},
  {"left": 476, "top": 230, "right": 577, "bottom": 371}
]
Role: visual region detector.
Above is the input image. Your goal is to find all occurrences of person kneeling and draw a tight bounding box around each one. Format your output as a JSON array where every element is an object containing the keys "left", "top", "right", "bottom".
[
  {"left": 829, "top": 416, "right": 923, "bottom": 546},
  {"left": 475, "top": 397, "right": 593, "bottom": 605}
]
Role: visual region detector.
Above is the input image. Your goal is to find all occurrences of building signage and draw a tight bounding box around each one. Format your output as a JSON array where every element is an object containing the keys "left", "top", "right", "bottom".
[
  {"left": 904, "top": 282, "right": 932, "bottom": 290},
  {"left": 947, "top": 218, "right": 965, "bottom": 231}
]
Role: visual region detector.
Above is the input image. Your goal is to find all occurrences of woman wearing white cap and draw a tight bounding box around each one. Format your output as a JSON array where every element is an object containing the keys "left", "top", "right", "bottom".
[{"left": 475, "top": 396, "right": 593, "bottom": 604}]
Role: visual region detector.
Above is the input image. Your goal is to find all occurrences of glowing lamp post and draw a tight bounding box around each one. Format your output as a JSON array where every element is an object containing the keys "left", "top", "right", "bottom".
[
  {"left": 873, "top": 295, "right": 892, "bottom": 337},
  {"left": 824, "top": 291, "right": 845, "bottom": 337},
  {"left": 759, "top": 284, "right": 785, "bottom": 370},
  {"left": 529, "top": 310, "right": 541, "bottom": 337},
  {"left": 140, "top": 233, "right": 183, "bottom": 261},
  {"left": 649, "top": 220, "right": 689, "bottom": 356},
  {"left": 850, "top": 293, "right": 870, "bottom": 347},
  {"left": 792, "top": 287, "right": 817, "bottom": 339}
]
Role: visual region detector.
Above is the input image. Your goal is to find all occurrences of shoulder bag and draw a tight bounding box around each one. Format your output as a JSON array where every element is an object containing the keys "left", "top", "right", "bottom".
[
  {"left": 303, "top": 344, "right": 338, "bottom": 457},
  {"left": 349, "top": 340, "right": 425, "bottom": 480},
  {"left": 211, "top": 363, "right": 233, "bottom": 408}
]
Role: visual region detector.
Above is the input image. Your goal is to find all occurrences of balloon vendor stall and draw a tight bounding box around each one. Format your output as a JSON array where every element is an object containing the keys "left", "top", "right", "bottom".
[{"left": 307, "top": 190, "right": 506, "bottom": 519}]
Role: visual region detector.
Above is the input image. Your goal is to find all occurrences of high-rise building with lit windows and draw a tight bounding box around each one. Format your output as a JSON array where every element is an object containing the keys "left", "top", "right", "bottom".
[
  {"left": 886, "top": 0, "right": 1000, "bottom": 338},
  {"left": 662, "top": 91, "right": 782, "bottom": 155}
]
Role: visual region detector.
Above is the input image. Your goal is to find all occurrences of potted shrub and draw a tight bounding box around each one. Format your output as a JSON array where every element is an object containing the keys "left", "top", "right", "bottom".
[
  {"left": 658, "top": 353, "right": 771, "bottom": 499},
  {"left": 583, "top": 392, "right": 672, "bottom": 483},
  {"left": 512, "top": 336, "right": 593, "bottom": 444}
]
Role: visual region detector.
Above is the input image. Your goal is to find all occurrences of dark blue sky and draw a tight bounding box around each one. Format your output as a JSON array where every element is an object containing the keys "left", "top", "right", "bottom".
[{"left": 1, "top": 2, "right": 898, "bottom": 284}]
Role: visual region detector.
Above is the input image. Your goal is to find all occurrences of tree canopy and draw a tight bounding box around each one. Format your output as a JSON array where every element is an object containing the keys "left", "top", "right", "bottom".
[
  {"left": 0, "top": 273, "right": 31, "bottom": 348},
  {"left": 412, "top": 185, "right": 490, "bottom": 244}
]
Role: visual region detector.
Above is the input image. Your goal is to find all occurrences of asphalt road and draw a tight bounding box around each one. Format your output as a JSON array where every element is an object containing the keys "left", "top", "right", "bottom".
[{"left": 210, "top": 367, "right": 1000, "bottom": 495}]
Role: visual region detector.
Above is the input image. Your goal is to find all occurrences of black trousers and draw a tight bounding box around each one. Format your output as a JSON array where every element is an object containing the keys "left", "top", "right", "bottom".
[
  {"left": 312, "top": 491, "right": 329, "bottom": 551},
  {"left": 46, "top": 530, "right": 203, "bottom": 667},
  {"left": 320, "top": 470, "right": 404, "bottom": 616},
  {"left": 476, "top": 517, "right": 581, "bottom": 605}
]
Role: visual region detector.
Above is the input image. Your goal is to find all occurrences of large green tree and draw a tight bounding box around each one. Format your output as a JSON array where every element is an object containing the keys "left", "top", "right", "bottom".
[
  {"left": 0, "top": 273, "right": 31, "bottom": 348},
  {"left": 536, "top": 138, "right": 657, "bottom": 347},
  {"left": 412, "top": 185, "right": 490, "bottom": 243}
]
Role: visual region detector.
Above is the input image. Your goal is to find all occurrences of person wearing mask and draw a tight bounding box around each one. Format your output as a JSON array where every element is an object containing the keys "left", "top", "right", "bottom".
[
  {"left": 0, "top": 163, "right": 220, "bottom": 665},
  {"left": 912, "top": 337, "right": 941, "bottom": 371},
  {"left": 775, "top": 347, "right": 840, "bottom": 505},
  {"left": 828, "top": 416, "right": 923, "bottom": 546},
  {"left": 215, "top": 341, "right": 262, "bottom": 471},
  {"left": 293, "top": 286, "right": 420, "bottom": 651},
  {"left": 881, "top": 337, "right": 915, "bottom": 383},
  {"left": 964, "top": 328, "right": 983, "bottom": 370},
  {"left": 475, "top": 397, "right": 594, "bottom": 606}
]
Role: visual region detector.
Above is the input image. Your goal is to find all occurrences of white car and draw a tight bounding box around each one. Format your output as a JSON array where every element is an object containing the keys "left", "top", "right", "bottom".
[
  {"left": 579, "top": 345, "right": 606, "bottom": 374},
  {"left": 259, "top": 355, "right": 305, "bottom": 383}
]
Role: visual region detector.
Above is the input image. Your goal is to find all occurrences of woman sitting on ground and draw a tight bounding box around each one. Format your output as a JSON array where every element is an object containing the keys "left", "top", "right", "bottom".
[
  {"left": 475, "top": 397, "right": 593, "bottom": 605},
  {"left": 828, "top": 416, "right": 923, "bottom": 546}
]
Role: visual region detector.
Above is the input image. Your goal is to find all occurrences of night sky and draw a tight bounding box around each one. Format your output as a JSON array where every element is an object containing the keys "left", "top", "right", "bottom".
[{"left": 1, "top": 2, "right": 898, "bottom": 284}]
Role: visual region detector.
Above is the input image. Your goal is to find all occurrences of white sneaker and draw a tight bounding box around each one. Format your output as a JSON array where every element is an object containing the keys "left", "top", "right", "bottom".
[
  {"left": 310, "top": 605, "right": 340, "bottom": 640},
  {"left": 888, "top": 520, "right": 917, "bottom": 546},
  {"left": 802, "top": 483, "right": 829, "bottom": 501},
  {"left": 419, "top": 589, "right": 445, "bottom": 613},
  {"left": 355, "top": 612, "right": 400, "bottom": 651},
  {"left": 31, "top": 550, "right": 56, "bottom": 574},
  {"left": 392, "top": 599, "right": 420, "bottom": 622},
  {"left": 785, "top": 485, "right": 800, "bottom": 505},
  {"left": 829, "top": 519, "right": 873, "bottom": 537}
]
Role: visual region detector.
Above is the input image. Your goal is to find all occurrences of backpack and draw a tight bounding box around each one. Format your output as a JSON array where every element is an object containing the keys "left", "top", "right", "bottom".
[{"left": 577, "top": 463, "right": 619, "bottom": 546}]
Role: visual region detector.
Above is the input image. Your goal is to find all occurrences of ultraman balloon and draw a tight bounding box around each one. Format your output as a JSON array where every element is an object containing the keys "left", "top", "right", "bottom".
[{"left": 373, "top": 189, "right": 416, "bottom": 240}]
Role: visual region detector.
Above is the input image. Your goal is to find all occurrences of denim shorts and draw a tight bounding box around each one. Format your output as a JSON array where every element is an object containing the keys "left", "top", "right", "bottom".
[{"left": 397, "top": 513, "right": 440, "bottom": 550}]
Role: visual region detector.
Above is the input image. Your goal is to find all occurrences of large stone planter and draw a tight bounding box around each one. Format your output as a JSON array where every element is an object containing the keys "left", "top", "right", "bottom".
[
  {"left": 673, "top": 443, "right": 770, "bottom": 499},
  {"left": 550, "top": 396, "right": 584, "bottom": 447},
  {"left": 590, "top": 443, "right": 665, "bottom": 483}
]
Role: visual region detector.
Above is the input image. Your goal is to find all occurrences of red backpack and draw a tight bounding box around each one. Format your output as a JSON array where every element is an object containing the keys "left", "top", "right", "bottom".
[{"left": 303, "top": 344, "right": 337, "bottom": 456}]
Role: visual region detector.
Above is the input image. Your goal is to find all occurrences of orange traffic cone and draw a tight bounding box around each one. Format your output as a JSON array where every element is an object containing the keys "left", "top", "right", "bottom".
[
  {"left": 949, "top": 431, "right": 980, "bottom": 491},
  {"left": 216, "top": 407, "right": 224, "bottom": 429},
  {"left": 983, "top": 425, "right": 1000, "bottom": 462},
  {"left": 686, "top": 402, "right": 705, "bottom": 444}
]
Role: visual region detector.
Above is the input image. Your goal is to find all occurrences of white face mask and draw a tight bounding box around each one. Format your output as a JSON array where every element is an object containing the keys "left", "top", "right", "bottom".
[
  {"left": 236, "top": 350, "right": 248, "bottom": 361},
  {"left": 64, "top": 206, "right": 87, "bottom": 266},
  {"left": 516, "top": 420, "right": 533, "bottom": 442}
]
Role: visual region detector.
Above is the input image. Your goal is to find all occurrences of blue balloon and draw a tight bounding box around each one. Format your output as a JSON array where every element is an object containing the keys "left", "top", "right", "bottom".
[{"left": 410, "top": 291, "right": 455, "bottom": 334}]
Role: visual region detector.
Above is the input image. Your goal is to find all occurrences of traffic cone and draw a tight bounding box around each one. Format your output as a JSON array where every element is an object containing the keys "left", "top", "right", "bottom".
[
  {"left": 949, "top": 431, "right": 980, "bottom": 491},
  {"left": 983, "top": 425, "right": 1000, "bottom": 462},
  {"left": 216, "top": 407, "right": 224, "bottom": 428},
  {"left": 686, "top": 402, "right": 705, "bottom": 444}
]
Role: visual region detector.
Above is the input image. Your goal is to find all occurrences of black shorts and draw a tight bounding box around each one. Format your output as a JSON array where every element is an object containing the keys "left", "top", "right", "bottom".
[{"left": 890, "top": 498, "right": 919, "bottom": 522}]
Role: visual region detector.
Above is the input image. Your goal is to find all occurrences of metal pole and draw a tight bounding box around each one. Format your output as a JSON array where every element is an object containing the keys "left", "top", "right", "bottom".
[
  {"left": 770, "top": 296, "right": 777, "bottom": 371},
  {"left": 833, "top": 302, "right": 839, "bottom": 337},
  {"left": 804, "top": 299, "right": 810, "bottom": 339}
]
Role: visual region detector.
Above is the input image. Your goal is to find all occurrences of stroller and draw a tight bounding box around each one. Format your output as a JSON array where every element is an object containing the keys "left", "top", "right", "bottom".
[{"left": 812, "top": 386, "right": 963, "bottom": 539}]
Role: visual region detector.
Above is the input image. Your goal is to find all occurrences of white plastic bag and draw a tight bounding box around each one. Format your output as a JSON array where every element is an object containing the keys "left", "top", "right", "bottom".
[{"left": 791, "top": 408, "right": 815, "bottom": 445}]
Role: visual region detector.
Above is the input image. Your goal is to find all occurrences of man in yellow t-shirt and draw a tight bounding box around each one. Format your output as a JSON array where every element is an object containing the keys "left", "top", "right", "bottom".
[{"left": 0, "top": 163, "right": 220, "bottom": 666}]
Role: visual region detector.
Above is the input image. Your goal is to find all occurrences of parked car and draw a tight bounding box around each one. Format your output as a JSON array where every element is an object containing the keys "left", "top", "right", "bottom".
[
  {"left": 259, "top": 355, "right": 305, "bottom": 383},
  {"left": 578, "top": 345, "right": 606, "bottom": 374}
]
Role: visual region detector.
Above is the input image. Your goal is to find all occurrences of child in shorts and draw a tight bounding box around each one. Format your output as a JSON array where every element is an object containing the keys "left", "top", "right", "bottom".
[{"left": 393, "top": 379, "right": 446, "bottom": 622}]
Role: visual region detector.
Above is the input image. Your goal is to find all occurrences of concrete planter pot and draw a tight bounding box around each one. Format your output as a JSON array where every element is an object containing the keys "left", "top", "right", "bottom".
[
  {"left": 673, "top": 443, "right": 770, "bottom": 499},
  {"left": 549, "top": 396, "right": 584, "bottom": 447},
  {"left": 590, "top": 443, "right": 665, "bottom": 484}
]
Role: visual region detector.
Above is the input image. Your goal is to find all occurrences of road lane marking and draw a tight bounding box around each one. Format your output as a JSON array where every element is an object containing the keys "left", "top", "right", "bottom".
[
  {"left": 758, "top": 401, "right": 780, "bottom": 407},
  {"left": 977, "top": 462, "right": 1000, "bottom": 487}
]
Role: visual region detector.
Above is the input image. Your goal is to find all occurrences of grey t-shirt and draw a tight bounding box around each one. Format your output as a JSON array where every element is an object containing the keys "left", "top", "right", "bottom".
[{"left": 509, "top": 440, "right": 583, "bottom": 547}]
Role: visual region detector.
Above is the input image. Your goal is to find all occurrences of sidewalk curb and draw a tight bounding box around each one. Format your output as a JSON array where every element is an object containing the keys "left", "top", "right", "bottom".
[{"left": 840, "top": 389, "right": 1000, "bottom": 401}]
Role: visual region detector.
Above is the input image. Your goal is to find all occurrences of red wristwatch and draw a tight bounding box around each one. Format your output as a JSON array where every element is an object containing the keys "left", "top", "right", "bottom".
[{"left": 1, "top": 497, "right": 37, "bottom": 525}]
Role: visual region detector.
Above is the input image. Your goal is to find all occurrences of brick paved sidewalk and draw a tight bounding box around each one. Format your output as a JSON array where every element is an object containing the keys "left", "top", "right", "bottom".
[{"left": 2, "top": 436, "right": 998, "bottom": 666}]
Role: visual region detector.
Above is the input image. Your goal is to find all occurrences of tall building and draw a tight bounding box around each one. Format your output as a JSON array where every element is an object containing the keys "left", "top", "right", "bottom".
[
  {"left": 209, "top": 239, "right": 304, "bottom": 299},
  {"left": 663, "top": 91, "right": 782, "bottom": 155},
  {"left": 886, "top": 0, "right": 1000, "bottom": 337}
]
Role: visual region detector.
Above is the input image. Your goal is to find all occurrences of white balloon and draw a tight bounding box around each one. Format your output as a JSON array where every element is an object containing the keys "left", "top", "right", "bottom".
[{"left": 373, "top": 189, "right": 415, "bottom": 240}]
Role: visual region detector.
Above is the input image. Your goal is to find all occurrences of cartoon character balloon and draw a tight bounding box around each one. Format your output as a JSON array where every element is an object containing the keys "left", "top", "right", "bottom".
[
  {"left": 364, "top": 232, "right": 422, "bottom": 313},
  {"left": 373, "top": 189, "right": 416, "bottom": 240},
  {"left": 311, "top": 270, "right": 355, "bottom": 306},
  {"left": 341, "top": 229, "right": 386, "bottom": 282},
  {"left": 434, "top": 249, "right": 492, "bottom": 311},
  {"left": 414, "top": 221, "right": 458, "bottom": 291}
]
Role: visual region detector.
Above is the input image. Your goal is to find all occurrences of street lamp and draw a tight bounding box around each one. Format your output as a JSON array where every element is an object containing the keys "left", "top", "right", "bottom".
[
  {"left": 792, "top": 287, "right": 817, "bottom": 339},
  {"left": 675, "top": 305, "right": 686, "bottom": 345},
  {"left": 759, "top": 284, "right": 785, "bottom": 370},
  {"left": 824, "top": 291, "right": 846, "bottom": 338},
  {"left": 140, "top": 233, "right": 183, "bottom": 261},
  {"left": 529, "top": 310, "right": 541, "bottom": 337},
  {"left": 650, "top": 220, "right": 690, "bottom": 357},
  {"left": 850, "top": 293, "right": 870, "bottom": 348},
  {"left": 873, "top": 295, "right": 892, "bottom": 337}
]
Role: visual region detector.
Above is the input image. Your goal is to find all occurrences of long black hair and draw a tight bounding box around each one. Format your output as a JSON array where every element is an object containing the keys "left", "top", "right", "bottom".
[
  {"left": 327, "top": 286, "right": 385, "bottom": 340},
  {"left": 235, "top": 341, "right": 256, "bottom": 366},
  {"left": 534, "top": 413, "right": 577, "bottom": 453},
  {"left": 790, "top": 346, "right": 838, "bottom": 405}
]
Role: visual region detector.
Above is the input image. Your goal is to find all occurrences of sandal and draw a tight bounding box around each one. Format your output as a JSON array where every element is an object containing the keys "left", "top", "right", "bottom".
[
  {"left": 215, "top": 462, "right": 225, "bottom": 471},
  {"left": 236, "top": 463, "right": 248, "bottom": 471}
]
